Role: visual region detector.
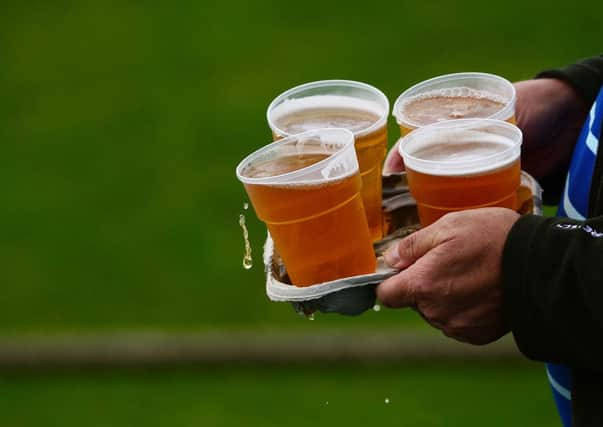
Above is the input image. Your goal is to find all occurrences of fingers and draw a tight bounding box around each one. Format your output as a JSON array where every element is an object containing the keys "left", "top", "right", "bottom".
[
  {"left": 377, "top": 209, "right": 513, "bottom": 346},
  {"left": 383, "top": 225, "right": 440, "bottom": 269},
  {"left": 377, "top": 223, "right": 443, "bottom": 308},
  {"left": 383, "top": 140, "right": 404, "bottom": 175},
  {"left": 376, "top": 270, "right": 417, "bottom": 308}
]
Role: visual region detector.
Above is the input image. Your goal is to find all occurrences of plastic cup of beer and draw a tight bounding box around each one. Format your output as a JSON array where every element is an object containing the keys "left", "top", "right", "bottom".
[
  {"left": 236, "top": 128, "right": 376, "bottom": 287},
  {"left": 393, "top": 72, "right": 516, "bottom": 136},
  {"left": 267, "top": 80, "right": 389, "bottom": 242},
  {"left": 398, "top": 118, "right": 522, "bottom": 227}
]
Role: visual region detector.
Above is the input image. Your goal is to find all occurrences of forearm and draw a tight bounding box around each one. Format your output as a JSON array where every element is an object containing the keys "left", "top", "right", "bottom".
[{"left": 503, "top": 214, "right": 603, "bottom": 372}]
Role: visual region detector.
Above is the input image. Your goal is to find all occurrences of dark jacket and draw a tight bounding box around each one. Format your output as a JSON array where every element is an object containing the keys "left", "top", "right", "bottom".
[{"left": 503, "top": 55, "right": 603, "bottom": 427}]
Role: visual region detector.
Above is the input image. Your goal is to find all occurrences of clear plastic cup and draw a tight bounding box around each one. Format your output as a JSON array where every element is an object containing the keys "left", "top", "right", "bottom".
[
  {"left": 267, "top": 80, "right": 390, "bottom": 241},
  {"left": 398, "top": 118, "right": 522, "bottom": 226},
  {"left": 393, "top": 72, "right": 516, "bottom": 136},
  {"left": 236, "top": 128, "right": 376, "bottom": 287}
]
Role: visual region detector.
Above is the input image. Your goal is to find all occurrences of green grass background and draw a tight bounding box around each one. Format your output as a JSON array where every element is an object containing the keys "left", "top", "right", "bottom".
[
  {"left": 1, "top": 0, "right": 600, "bottom": 333},
  {"left": 0, "top": 2, "right": 600, "bottom": 425},
  {"left": 0, "top": 362, "right": 558, "bottom": 426}
]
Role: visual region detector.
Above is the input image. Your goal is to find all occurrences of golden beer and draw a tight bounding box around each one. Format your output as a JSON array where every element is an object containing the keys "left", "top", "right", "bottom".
[
  {"left": 268, "top": 81, "right": 389, "bottom": 242},
  {"left": 399, "top": 119, "right": 522, "bottom": 226},
  {"left": 393, "top": 73, "right": 516, "bottom": 135},
  {"left": 237, "top": 129, "right": 376, "bottom": 287}
]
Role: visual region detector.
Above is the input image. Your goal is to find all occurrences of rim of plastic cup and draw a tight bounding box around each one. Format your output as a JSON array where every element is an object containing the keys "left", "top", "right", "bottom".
[
  {"left": 392, "top": 72, "right": 516, "bottom": 130},
  {"left": 266, "top": 80, "right": 390, "bottom": 139},
  {"left": 398, "top": 118, "right": 522, "bottom": 176},
  {"left": 236, "top": 128, "right": 356, "bottom": 185}
]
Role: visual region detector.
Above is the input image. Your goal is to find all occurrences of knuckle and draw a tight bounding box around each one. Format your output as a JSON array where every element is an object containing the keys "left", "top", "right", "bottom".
[
  {"left": 441, "top": 212, "right": 463, "bottom": 233},
  {"left": 400, "top": 232, "right": 419, "bottom": 259},
  {"left": 407, "top": 267, "right": 430, "bottom": 299}
]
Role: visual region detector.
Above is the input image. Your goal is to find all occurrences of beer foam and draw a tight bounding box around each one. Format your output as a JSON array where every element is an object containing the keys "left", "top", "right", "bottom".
[
  {"left": 271, "top": 153, "right": 358, "bottom": 189},
  {"left": 402, "top": 87, "right": 507, "bottom": 105},
  {"left": 401, "top": 129, "right": 520, "bottom": 176},
  {"left": 269, "top": 95, "right": 386, "bottom": 135},
  {"left": 397, "top": 87, "right": 509, "bottom": 126},
  {"left": 239, "top": 147, "right": 357, "bottom": 188},
  {"left": 242, "top": 153, "right": 331, "bottom": 179}
]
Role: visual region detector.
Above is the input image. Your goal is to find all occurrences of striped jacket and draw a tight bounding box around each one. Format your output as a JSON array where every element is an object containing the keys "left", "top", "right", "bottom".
[{"left": 503, "top": 55, "right": 603, "bottom": 427}]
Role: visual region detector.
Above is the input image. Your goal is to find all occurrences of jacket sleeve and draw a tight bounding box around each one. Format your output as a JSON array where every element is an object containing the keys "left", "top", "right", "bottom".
[
  {"left": 537, "top": 55, "right": 603, "bottom": 106},
  {"left": 503, "top": 213, "right": 603, "bottom": 373}
]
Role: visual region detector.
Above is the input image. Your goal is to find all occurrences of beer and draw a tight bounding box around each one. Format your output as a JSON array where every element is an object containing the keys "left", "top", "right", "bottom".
[
  {"left": 237, "top": 129, "right": 376, "bottom": 287},
  {"left": 399, "top": 119, "right": 522, "bottom": 226},
  {"left": 268, "top": 83, "right": 389, "bottom": 242},
  {"left": 393, "top": 73, "right": 516, "bottom": 135}
]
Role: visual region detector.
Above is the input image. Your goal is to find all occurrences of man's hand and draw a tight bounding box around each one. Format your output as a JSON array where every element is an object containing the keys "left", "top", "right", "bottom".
[{"left": 376, "top": 208, "right": 520, "bottom": 345}]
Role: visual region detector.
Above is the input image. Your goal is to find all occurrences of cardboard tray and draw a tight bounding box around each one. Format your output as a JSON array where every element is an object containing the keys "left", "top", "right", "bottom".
[{"left": 263, "top": 171, "right": 542, "bottom": 316}]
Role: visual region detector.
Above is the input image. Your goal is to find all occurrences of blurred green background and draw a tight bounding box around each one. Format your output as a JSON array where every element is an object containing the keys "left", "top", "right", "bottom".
[{"left": 0, "top": 0, "right": 600, "bottom": 425}]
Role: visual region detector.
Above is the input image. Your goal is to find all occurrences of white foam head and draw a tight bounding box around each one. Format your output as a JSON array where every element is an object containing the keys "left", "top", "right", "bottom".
[
  {"left": 393, "top": 72, "right": 516, "bottom": 129},
  {"left": 267, "top": 80, "right": 389, "bottom": 137},
  {"left": 398, "top": 119, "right": 522, "bottom": 176},
  {"left": 236, "top": 128, "right": 358, "bottom": 187},
  {"left": 271, "top": 95, "right": 384, "bottom": 121}
]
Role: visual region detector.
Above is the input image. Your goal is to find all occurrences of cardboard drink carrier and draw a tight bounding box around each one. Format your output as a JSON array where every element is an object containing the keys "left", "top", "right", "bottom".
[{"left": 264, "top": 171, "right": 542, "bottom": 316}]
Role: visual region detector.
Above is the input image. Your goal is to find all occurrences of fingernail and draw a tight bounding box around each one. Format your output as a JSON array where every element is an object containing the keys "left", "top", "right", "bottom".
[{"left": 384, "top": 246, "right": 401, "bottom": 267}]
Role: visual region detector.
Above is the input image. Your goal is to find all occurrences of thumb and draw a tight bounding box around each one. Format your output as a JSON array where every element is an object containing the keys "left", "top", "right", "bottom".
[{"left": 384, "top": 226, "right": 439, "bottom": 269}]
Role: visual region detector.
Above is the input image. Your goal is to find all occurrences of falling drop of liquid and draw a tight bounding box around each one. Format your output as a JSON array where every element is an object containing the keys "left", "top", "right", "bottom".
[
  {"left": 239, "top": 214, "right": 253, "bottom": 270},
  {"left": 325, "top": 401, "right": 329, "bottom": 406},
  {"left": 373, "top": 304, "right": 381, "bottom": 312},
  {"left": 384, "top": 398, "right": 390, "bottom": 404},
  {"left": 307, "top": 313, "right": 315, "bottom": 321},
  {"left": 243, "top": 202, "right": 249, "bottom": 210}
]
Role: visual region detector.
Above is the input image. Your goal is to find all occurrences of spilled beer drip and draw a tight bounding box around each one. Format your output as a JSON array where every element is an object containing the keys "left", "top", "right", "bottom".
[{"left": 239, "top": 213, "right": 252, "bottom": 270}]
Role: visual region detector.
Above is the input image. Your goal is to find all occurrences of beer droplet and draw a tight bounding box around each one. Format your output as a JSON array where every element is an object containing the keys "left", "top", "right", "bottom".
[
  {"left": 239, "top": 214, "right": 253, "bottom": 270},
  {"left": 307, "top": 313, "right": 315, "bottom": 321},
  {"left": 373, "top": 304, "right": 381, "bottom": 312},
  {"left": 243, "top": 202, "right": 249, "bottom": 210},
  {"left": 384, "top": 398, "right": 390, "bottom": 404}
]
